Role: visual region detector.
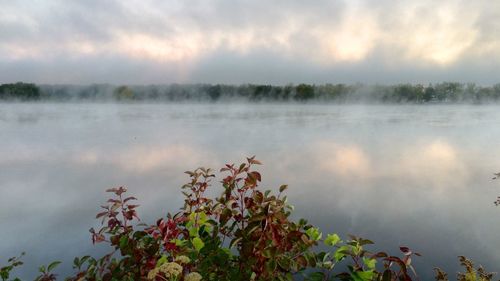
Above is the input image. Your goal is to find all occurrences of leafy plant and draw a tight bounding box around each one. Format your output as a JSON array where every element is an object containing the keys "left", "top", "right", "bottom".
[
  {"left": 0, "top": 158, "right": 497, "bottom": 280},
  {"left": 35, "top": 261, "right": 61, "bottom": 281},
  {"left": 73, "top": 157, "right": 425, "bottom": 280},
  {"left": 434, "top": 256, "right": 495, "bottom": 281},
  {"left": 0, "top": 253, "right": 24, "bottom": 281}
]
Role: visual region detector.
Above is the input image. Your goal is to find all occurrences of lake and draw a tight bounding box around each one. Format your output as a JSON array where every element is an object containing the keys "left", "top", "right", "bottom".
[{"left": 1, "top": 103, "right": 500, "bottom": 279}]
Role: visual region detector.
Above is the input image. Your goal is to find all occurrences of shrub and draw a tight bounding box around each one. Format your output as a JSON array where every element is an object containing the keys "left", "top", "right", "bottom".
[{"left": 1, "top": 158, "right": 496, "bottom": 280}]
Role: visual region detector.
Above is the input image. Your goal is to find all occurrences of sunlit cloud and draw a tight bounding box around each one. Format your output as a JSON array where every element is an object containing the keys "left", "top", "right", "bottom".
[
  {"left": 114, "top": 32, "right": 205, "bottom": 62},
  {"left": 319, "top": 3, "right": 381, "bottom": 62},
  {"left": 382, "top": 1, "right": 479, "bottom": 65},
  {"left": 1, "top": 0, "right": 500, "bottom": 83}
]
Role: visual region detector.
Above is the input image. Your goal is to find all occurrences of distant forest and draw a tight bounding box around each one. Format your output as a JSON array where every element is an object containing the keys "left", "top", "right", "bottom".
[{"left": 2, "top": 82, "right": 500, "bottom": 103}]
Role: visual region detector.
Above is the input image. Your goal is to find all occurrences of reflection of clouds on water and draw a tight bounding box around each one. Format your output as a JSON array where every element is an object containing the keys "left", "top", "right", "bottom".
[
  {"left": 74, "top": 144, "right": 213, "bottom": 173},
  {"left": 117, "top": 145, "right": 207, "bottom": 172},
  {"left": 305, "top": 139, "right": 469, "bottom": 193},
  {"left": 315, "top": 141, "right": 372, "bottom": 180},
  {"left": 1, "top": 144, "right": 209, "bottom": 174},
  {"left": 397, "top": 139, "right": 469, "bottom": 190},
  {"left": 75, "top": 150, "right": 100, "bottom": 165},
  {"left": 0, "top": 144, "right": 55, "bottom": 164}
]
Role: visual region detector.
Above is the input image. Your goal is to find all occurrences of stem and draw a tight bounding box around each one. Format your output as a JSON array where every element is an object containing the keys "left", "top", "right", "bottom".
[
  {"left": 119, "top": 193, "right": 127, "bottom": 229},
  {"left": 239, "top": 190, "right": 246, "bottom": 230}
]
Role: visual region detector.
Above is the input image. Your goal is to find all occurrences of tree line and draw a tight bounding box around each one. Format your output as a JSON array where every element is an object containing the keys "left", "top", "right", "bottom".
[{"left": 2, "top": 82, "right": 500, "bottom": 103}]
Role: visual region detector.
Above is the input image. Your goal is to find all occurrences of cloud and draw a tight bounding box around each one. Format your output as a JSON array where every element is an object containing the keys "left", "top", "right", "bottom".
[{"left": 1, "top": 0, "right": 500, "bottom": 83}]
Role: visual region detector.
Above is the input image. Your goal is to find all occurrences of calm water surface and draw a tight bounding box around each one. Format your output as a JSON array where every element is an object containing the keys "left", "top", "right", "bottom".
[{"left": 1, "top": 103, "right": 500, "bottom": 279}]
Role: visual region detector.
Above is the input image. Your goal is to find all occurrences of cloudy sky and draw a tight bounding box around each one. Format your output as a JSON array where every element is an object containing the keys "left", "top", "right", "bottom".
[{"left": 1, "top": 0, "right": 499, "bottom": 84}]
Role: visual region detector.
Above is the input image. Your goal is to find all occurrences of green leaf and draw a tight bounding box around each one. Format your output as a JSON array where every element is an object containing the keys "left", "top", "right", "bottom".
[
  {"left": 119, "top": 236, "right": 128, "bottom": 249},
  {"left": 307, "top": 272, "right": 325, "bottom": 281},
  {"left": 265, "top": 259, "right": 277, "bottom": 272},
  {"left": 38, "top": 265, "right": 46, "bottom": 273},
  {"left": 47, "top": 261, "right": 61, "bottom": 272},
  {"left": 249, "top": 214, "right": 266, "bottom": 222},
  {"left": 189, "top": 226, "right": 199, "bottom": 237},
  {"left": 192, "top": 237, "right": 205, "bottom": 252},
  {"left": 277, "top": 257, "right": 291, "bottom": 270},
  {"left": 334, "top": 246, "right": 350, "bottom": 262},
  {"left": 173, "top": 239, "right": 187, "bottom": 247},
  {"left": 363, "top": 257, "right": 376, "bottom": 270},
  {"left": 324, "top": 233, "right": 341, "bottom": 246},
  {"left": 305, "top": 253, "right": 317, "bottom": 267},
  {"left": 305, "top": 227, "right": 322, "bottom": 241},
  {"left": 279, "top": 185, "right": 288, "bottom": 192},
  {"left": 198, "top": 212, "right": 208, "bottom": 225},
  {"left": 221, "top": 247, "right": 231, "bottom": 255},
  {"left": 359, "top": 238, "right": 374, "bottom": 246},
  {"left": 352, "top": 244, "right": 362, "bottom": 256},
  {"left": 80, "top": 256, "right": 90, "bottom": 265},
  {"left": 262, "top": 249, "right": 273, "bottom": 258},
  {"left": 351, "top": 270, "right": 374, "bottom": 281},
  {"left": 156, "top": 255, "right": 168, "bottom": 267}
]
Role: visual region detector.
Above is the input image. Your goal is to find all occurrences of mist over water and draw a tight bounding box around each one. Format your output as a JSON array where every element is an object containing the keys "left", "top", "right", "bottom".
[{"left": 1, "top": 103, "right": 500, "bottom": 279}]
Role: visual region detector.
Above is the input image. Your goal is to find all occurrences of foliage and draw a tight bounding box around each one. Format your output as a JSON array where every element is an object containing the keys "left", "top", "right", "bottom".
[
  {"left": 434, "top": 256, "right": 495, "bottom": 281},
  {"left": 0, "top": 253, "right": 23, "bottom": 281},
  {"left": 0, "top": 83, "right": 40, "bottom": 101},
  {"left": 1, "top": 158, "right": 497, "bottom": 280},
  {"left": 295, "top": 84, "right": 315, "bottom": 101},
  {"left": 5, "top": 82, "right": 500, "bottom": 103},
  {"left": 35, "top": 261, "right": 61, "bottom": 281},
  {"left": 113, "top": 86, "right": 135, "bottom": 101}
]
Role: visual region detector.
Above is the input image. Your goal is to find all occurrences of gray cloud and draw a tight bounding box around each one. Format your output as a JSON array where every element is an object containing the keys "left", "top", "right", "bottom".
[{"left": 0, "top": 0, "right": 499, "bottom": 84}]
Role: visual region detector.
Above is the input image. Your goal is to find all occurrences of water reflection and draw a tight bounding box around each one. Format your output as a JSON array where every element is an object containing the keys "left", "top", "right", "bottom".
[
  {"left": 314, "top": 142, "right": 372, "bottom": 179},
  {"left": 1, "top": 103, "right": 500, "bottom": 279},
  {"left": 73, "top": 144, "right": 213, "bottom": 173}
]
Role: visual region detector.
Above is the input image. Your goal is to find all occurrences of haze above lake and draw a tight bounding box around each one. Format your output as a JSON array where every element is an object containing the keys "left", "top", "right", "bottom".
[{"left": 1, "top": 103, "right": 499, "bottom": 279}]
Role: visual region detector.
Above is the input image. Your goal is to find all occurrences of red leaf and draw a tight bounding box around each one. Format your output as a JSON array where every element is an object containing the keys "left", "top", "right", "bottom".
[
  {"left": 249, "top": 171, "right": 262, "bottom": 182},
  {"left": 124, "top": 196, "right": 137, "bottom": 203},
  {"left": 96, "top": 211, "right": 108, "bottom": 219},
  {"left": 400, "top": 246, "right": 412, "bottom": 256},
  {"left": 115, "top": 186, "right": 127, "bottom": 195},
  {"left": 247, "top": 156, "right": 262, "bottom": 165}
]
